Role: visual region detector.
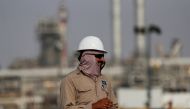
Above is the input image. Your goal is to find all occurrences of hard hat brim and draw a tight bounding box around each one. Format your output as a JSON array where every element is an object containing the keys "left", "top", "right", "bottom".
[{"left": 77, "top": 49, "right": 107, "bottom": 54}]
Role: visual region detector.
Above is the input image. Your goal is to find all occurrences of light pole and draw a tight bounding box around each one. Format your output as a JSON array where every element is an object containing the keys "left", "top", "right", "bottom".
[{"left": 146, "top": 24, "right": 161, "bottom": 109}]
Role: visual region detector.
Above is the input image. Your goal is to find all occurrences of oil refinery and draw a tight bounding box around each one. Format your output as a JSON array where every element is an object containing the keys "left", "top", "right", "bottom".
[{"left": 1, "top": 0, "right": 190, "bottom": 109}]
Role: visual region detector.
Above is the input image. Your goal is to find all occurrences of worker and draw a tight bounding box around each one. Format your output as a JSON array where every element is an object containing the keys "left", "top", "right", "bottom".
[{"left": 59, "top": 36, "right": 118, "bottom": 109}]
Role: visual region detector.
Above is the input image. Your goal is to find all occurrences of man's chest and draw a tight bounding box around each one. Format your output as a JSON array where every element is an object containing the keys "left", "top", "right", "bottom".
[{"left": 73, "top": 76, "right": 109, "bottom": 103}]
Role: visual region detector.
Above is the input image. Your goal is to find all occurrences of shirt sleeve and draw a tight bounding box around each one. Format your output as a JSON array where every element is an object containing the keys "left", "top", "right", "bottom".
[
  {"left": 59, "top": 76, "right": 93, "bottom": 109},
  {"left": 108, "top": 80, "right": 119, "bottom": 109}
]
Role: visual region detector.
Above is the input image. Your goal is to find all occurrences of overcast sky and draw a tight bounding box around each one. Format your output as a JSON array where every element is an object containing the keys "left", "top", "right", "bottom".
[{"left": 0, "top": 0, "right": 190, "bottom": 68}]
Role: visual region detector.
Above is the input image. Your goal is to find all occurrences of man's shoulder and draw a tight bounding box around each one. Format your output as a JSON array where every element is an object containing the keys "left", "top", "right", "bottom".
[
  {"left": 101, "top": 74, "right": 109, "bottom": 80},
  {"left": 63, "top": 69, "right": 81, "bottom": 80},
  {"left": 100, "top": 74, "right": 112, "bottom": 83},
  {"left": 60, "top": 69, "right": 82, "bottom": 85}
]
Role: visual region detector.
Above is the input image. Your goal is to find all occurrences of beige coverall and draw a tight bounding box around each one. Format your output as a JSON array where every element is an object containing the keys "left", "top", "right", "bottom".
[{"left": 59, "top": 69, "right": 118, "bottom": 109}]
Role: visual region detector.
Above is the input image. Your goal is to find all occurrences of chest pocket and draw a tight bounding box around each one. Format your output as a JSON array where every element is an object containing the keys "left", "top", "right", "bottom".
[
  {"left": 74, "top": 76, "right": 94, "bottom": 94},
  {"left": 75, "top": 83, "right": 94, "bottom": 103},
  {"left": 76, "top": 84, "right": 93, "bottom": 93}
]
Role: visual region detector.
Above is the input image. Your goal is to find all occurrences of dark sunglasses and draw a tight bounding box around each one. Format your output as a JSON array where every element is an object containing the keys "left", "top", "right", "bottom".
[{"left": 94, "top": 54, "right": 104, "bottom": 58}]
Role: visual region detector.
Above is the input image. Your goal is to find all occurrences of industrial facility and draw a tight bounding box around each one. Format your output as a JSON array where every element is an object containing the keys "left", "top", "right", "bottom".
[{"left": 1, "top": 0, "right": 190, "bottom": 109}]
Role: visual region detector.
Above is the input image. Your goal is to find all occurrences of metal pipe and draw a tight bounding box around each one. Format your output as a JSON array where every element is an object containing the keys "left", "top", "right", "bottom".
[{"left": 112, "top": 0, "right": 121, "bottom": 64}]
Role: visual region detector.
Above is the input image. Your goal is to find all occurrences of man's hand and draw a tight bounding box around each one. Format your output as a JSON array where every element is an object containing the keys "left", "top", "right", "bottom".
[{"left": 92, "top": 98, "right": 113, "bottom": 109}]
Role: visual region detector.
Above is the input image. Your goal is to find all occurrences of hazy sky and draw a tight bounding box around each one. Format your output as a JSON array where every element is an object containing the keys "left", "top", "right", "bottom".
[{"left": 0, "top": 0, "right": 190, "bottom": 68}]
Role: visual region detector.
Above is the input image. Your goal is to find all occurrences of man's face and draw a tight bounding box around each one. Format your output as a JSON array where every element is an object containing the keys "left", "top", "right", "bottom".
[
  {"left": 93, "top": 54, "right": 105, "bottom": 70},
  {"left": 78, "top": 51, "right": 106, "bottom": 71},
  {"left": 94, "top": 54, "right": 105, "bottom": 63}
]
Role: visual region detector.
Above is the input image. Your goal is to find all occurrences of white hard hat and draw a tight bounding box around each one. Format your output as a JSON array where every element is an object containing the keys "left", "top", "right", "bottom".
[{"left": 78, "top": 36, "right": 107, "bottom": 53}]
